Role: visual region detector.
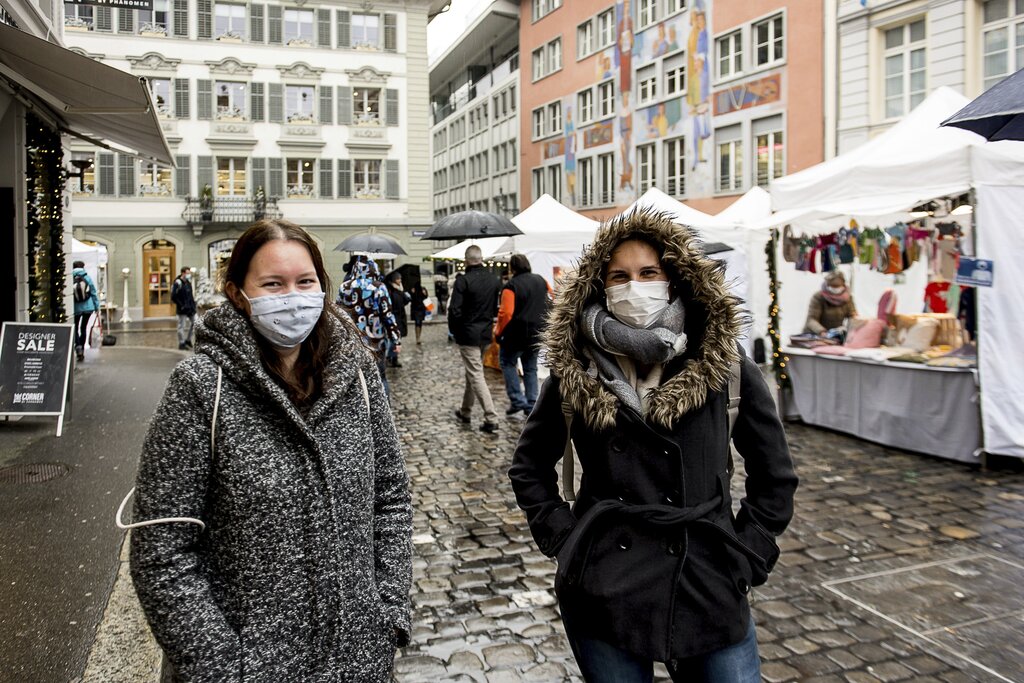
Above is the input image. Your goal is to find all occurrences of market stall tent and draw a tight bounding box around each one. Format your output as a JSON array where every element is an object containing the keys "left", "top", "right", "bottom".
[
  {"left": 766, "top": 86, "right": 1024, "bottom": 459},
  {"left": 69, "top": 238, "right": 108, "bottom": 301},
  {"left": 430, "top": 195, "right": 600, "bottom": 287}
]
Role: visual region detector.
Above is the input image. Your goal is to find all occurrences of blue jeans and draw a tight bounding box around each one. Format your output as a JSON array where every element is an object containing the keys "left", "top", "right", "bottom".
[
  {"left": 499, "top": 346, "right": 538, "bottom": 412},
  {"left": 563, "top": 613, "right": 760, "bottom": 683}
]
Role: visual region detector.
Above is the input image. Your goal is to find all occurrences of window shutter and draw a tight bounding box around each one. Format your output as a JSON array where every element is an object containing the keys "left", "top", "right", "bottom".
[
  {"left": 317, "top": 8, "right": 331, "bottom": 47},
  {"left": 251, "top": 158, "right": 266, "bottom": 195},
  {"left": 268, "top": 158, "right": 284, "bottom": 198},
  {"left": 250, "top": 82, "right": 265, "bottom": 122},
  {"left": 319, "top": 159, "right": 334, "bottom": 198},
  {"left": 117, "top": 155, "right": 136, "bottom": 196},
  {"left": 337, "top": 10, "right": 350, "bottom": 49},
  {"left": 174, "top": 78, "right": 190, "bottom": 119},
  {"left": 118, "top": 9, "right": 135, "bottom": 34},
  {"left": 174, "top": 155, "right": 191, "bottom": 197},
  {"left": 268, "top": 83, "right": 284, "bottom": 123},
  {"left": 197, "top": 156, "right": 214, "bottom": 194},
  {"left": 384, "top": 13, "right": 397, "bottom": 52},
  {"left": 249, "top": 3, "right": 264, "bottom": 42},
  {"left": 385, "top": 159, "right": 399, "bottom": 199},
  {"left": 267, "top": 5, "right": 282, "bottom": 44},
  {"left": 385, "top": 89, "right": 399, "bottom": 126},
  {"left": 173, "top": 0, "right": 188, "bottom": 37},
  {"left": 197, "top": 79, "right": 213, "bottom": 120},
  {"left": 197, "top": 0, "right": 212, "bottom": 38},
  {"left": 97, "top": 153, "right": 115, "bottom": 195},
  {"left": 95, "top": 7, "right": 112, "bottom": 31},
  {"left": 318, "top": 86, "right": 333, "bottom": 125},
  {"left": 337, "top": 159, "right": 352, "bottom": 198},
  {"left": 337, "top": 86, "right": 352, "bottom": 125}
]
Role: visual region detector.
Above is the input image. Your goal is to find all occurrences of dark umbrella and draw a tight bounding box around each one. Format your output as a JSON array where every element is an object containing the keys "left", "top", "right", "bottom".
[
  {"left": 421, "top": 210, "right": 523, "bottom": 240},
  {"left": 334, "top": 233, "right": 407, "bottom": 255},
  {"left": 941, "top": 68, "right": 1024, "bottom": 140}
]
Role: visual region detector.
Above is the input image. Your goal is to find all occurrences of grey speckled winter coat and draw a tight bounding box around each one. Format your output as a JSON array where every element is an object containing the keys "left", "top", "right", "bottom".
[{"left": 129, "top": 303, "right": 412, "bottom": 682}]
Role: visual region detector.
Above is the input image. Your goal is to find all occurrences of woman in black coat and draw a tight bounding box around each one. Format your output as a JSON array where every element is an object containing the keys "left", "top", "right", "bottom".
[{"left": 508, "top": 209, "right": 797, "bottom": 682}]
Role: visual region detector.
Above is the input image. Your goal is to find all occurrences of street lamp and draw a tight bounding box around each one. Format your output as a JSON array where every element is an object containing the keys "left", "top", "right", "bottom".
[{"left": 120, "top": 267, "right": 133, "bottom": 323}]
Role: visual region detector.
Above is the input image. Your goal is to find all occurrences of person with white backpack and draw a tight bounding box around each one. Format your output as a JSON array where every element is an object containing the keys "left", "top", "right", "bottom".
[
  {"left": 71, "top": 260, "right": 100, "bottom": 362},
  {"left": 126, "top": 220, "right": 412, "bottom": 682},
  {"left": 508, "top": 209, "right": 798, "bottom": 682}
]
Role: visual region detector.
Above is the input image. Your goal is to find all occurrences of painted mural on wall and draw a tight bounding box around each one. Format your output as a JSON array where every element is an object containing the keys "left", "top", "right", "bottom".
[
  {"left": 543, "top": 0, "right": 716, "bottom": 209},
  {"left": 713, "top": 73, "right": 782, "bottom": 116}
]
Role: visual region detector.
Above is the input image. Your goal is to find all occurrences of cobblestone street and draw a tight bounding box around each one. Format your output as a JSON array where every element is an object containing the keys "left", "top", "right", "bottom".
[{"left": 389, "top": 324, "right": 1023, "bottom": 683}]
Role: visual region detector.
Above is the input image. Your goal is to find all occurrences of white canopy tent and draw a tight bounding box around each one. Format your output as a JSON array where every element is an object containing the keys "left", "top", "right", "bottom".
[
  {"left": 429, "top": 195, "right": 600, "bottom": 287},
  {"left": 69, "top": 238, "right": 108, "bottom": 302},
  {"left": 762, "top": 86, "right": 1024, "bottom": 459}
]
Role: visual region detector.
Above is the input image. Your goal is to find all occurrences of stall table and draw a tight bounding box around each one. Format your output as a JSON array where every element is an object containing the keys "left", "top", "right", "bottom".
[{"left": 783, "top": 347, "right": 981, "bottom": 463}]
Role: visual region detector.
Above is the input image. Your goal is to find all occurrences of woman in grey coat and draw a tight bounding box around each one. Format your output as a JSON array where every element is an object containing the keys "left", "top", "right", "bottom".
[{"left": 128, "top": 219, "right": 412, "bottom": 682}]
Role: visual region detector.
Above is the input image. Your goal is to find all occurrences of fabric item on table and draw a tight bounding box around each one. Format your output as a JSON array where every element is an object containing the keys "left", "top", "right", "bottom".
[
  {"left": 877, "top": 289, "right": 897, "bottom": 322},
  {"left": 845, "top": 346, "right": 917, "bottom": 362},
  {"left": 813, "top": 345, "right": 850, "bottom": 356},
  {"left": 925, "top": 281, "right": 951, "bottom": 313},
  {"left": 926, "top": 342, "right": 977, "bottom": 368},
  {"left": 789, "top": 333, "right": 838, "bottom": 349},
  {"left": 887, "top": 351, "right": 930, "bottom": 363},
  {"left": 845, "top": 318, "right": 886, "bottom": 349},
  {"left": 900, "top": 318, "right": 940, "bottom": 352}
]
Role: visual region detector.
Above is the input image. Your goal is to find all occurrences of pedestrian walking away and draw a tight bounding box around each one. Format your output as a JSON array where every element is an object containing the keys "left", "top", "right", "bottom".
[
  {"left": 384, "top": 270, "right": 410, "bottom": 367},
  {"left": 127, "top": 219, "right": 413, "bottom": 682},
  {"left": 508, "top": 209, "right": 798, "bottom": 683},
  {"left": 337, "top": 255, "right": 402, "bottom": 397},
  {"left": 171, "top": 266, "right": 197, "bottom": 350},
  {"left": 495, "top": 253, "right": 551, "bottom": 419},
  {"left": 448, "top": 244, "right": 501, "bottom": 432},
  {"left": 409, "top": 282, "right": 429, "bottom": 345},
  {"left": 71, "top": 259, "right": 100, "bottom": 362}
]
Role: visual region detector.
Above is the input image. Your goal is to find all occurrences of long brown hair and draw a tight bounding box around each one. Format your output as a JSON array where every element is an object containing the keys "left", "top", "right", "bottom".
[{"left": 223, "top": 219, "right": 344, "bottom": 407}]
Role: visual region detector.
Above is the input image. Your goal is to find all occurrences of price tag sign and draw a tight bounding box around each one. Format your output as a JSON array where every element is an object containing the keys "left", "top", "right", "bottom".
[{"left": 955, "top": 257, "right": 994, "bottom": 288}]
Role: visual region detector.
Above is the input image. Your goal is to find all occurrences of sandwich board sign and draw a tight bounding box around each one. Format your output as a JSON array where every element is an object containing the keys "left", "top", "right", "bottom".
[{"left": 0, "top": 322, "right": 74, "bottom": 436}]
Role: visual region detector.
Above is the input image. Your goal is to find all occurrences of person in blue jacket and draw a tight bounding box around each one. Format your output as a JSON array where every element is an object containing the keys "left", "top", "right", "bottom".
[{"left": 71, "top": 260, "right": 100, "bottom": 361}]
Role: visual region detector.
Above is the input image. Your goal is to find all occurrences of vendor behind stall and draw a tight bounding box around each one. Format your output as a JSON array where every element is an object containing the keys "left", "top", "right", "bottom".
[{"left": 804, "top": 271, "right": 857, "bottom": 335}]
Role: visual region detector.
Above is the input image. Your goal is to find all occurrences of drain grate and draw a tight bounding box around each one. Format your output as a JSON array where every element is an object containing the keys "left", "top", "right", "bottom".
[{"left": 0, "top": 463, "right": 70, "bottom": 484}]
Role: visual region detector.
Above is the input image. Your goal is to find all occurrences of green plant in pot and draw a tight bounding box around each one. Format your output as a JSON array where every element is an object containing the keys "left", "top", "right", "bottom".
[{"left": 200, "top": 184, "right": 214, "bottom": 222}]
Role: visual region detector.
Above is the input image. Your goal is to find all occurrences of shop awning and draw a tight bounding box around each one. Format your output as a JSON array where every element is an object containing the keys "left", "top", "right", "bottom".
[{"left": 0, "top": 22, "right": 173, "bottom": 165}]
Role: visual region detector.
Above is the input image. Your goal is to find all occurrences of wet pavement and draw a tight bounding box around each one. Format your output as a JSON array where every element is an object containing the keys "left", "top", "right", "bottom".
[{"left": 2, "top": 323, "right": 1022, "bottom": 682}]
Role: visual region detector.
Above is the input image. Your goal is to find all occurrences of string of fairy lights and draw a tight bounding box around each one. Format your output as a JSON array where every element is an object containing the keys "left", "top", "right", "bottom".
[
  {"left": 25, "top": 113, "right": 67, "bottom": 323},
  {"left": 766, "top": 227, "right": 790, "bottom": 389}
]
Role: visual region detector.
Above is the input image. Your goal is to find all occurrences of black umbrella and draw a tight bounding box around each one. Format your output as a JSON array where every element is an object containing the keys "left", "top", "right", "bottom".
[
  {"left": 421, "top": 210, "right": 523, "bottom": 240},
  {"left": 334, "top": 233, "right": 407, "bottom": 255},
  {"left": 941, "top": 68, "right": 1024, "bottom": 140}
]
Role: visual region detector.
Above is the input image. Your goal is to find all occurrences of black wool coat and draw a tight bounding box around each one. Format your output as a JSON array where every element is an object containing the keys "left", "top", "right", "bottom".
[
  {"left": 508, "top": 209, "right": 798, "bottom": 662},
  {"left": 447, "top": 264, "right": 500, "bottom": 347}
]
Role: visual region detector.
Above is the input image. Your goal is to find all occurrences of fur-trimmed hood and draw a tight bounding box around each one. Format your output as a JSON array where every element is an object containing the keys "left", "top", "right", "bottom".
[{"left": 544, "top": 209, "right": 745, "bottom": 431}]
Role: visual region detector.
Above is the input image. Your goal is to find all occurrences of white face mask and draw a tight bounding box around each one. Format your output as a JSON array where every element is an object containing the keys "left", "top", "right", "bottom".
[
  {"left": 827, "top": 285, "right": 845, "bottom": 295},
  {"left": 243, "top": 290, "right": 324, "bottom": 348},
  {"left": 605, "top": 280, "right": 671, "bottom": 329}
]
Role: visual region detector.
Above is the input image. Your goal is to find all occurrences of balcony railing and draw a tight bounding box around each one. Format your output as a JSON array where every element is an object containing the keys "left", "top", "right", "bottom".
[{"left": 181, "top": 195, "right": 282, "bottom": 235}]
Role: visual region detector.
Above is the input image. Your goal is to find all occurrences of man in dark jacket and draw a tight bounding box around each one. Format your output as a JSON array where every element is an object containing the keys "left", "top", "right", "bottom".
[
  {"left": 448, "top": 245, "right": 501, "bottom": 432},
  {"left": 508, "top": 209, "right": 797, "bottom": 682},
  {"left": 495, "top": 254, "right": 551, "bottom": 418},
  {"left": 170, "top": 266, "right": 196, "bottom": 350},
  {"left": 384, "top": 271, "right": 409, "bottom": 367}
]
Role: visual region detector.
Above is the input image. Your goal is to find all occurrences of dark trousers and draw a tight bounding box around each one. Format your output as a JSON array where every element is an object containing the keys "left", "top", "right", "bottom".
[{"left": 74, "top": 311, "right": 92, "bottom": 350}]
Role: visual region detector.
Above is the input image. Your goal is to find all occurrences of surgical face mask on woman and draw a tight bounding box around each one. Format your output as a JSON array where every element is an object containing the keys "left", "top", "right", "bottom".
[
  {"left": 826, "top": 285, "right": 845, "bottom": 295},
  {"left": 605, "top": 280, "right": 671, "bottom": 328},
  {"left": 243, "top": 290, "right": 325, "bottom": 348}
]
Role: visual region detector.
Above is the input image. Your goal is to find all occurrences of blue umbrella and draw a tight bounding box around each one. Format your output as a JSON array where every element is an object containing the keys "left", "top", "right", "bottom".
[{"left": 941, "top": 68, "right": 1024, "bottom": 140}]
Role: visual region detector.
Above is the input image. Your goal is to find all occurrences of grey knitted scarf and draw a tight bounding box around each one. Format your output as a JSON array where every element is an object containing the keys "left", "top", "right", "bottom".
[{"left": 581, "top": 298, "right": 687, "bottom": 415}]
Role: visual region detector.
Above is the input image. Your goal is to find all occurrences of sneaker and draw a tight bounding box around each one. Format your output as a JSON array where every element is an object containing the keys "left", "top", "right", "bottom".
[
  {"left": 454, "top": 408, "right": 471, "bottom": 424},
  {"left": 480, "top": 421, "right": 500, "bottom": 433},
  {"left": 184, "top": 341, "right": 193, "bottom": 349},
  {"left": 505, "top": 406, "right": 525, "bottom": 416},
  {"left": 507, "top": 411, "right": 526, "bottom": 421},
  {"left": 178, "top": 343, "right": 188, "bottom": 350},
  {"left": 76, "top": 351, "right": 85, "bottom": 362}
]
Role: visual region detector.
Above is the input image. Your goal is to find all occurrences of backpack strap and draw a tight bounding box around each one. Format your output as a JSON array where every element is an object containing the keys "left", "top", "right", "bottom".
[
  {"left": 726, "top": 360, "right": 742, "bottom": 479},
  {"left": 561, "top": 398, "right": 576, "bottom": 502}
]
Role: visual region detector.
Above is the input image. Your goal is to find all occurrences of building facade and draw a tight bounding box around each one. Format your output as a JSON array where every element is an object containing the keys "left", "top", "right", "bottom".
[
  {"left": 429, "top": 1, "right": 520, "bottom": 220},
  {"left": 834, "top": 0, "right": 1011, "bottom": 155},
  {"left": 520, "top": 0, "right": 825, "bottom": 219},
  {"left": 64, "top": 0, "right": 432, "bottom": 319}
]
